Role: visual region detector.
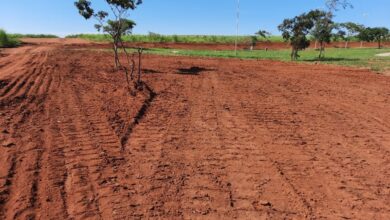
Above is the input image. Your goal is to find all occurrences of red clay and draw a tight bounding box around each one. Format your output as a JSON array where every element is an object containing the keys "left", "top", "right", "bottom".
[{"left": 0, "top": 39, "right": 389, "bottom": 219}]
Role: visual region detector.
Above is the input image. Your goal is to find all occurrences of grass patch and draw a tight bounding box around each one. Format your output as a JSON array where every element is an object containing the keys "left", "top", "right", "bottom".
[
  {"left": 0, "top": 29, "right": 20, "bottom": 48},
  {"left": 127, "top": 47, "right": 390, "bottom": 72}
]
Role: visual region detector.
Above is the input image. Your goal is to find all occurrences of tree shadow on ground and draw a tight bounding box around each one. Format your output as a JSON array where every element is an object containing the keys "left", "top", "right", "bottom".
[
  {"left": 143, "top": 68, "right": 163, "bottom": 74},
  {"left": 176, "top": 66, "right": 216, "bottom": 75}
]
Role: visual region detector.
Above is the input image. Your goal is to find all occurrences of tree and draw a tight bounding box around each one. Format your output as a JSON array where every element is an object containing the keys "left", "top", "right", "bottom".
[
  {"left": 336, "top": 22, "right": 364, "bottom": 48},
  {"left": 370, "top": 27, "right": 388, "bottom": 49},
  {"left": 256, "top": 30, "right": 271, "bottom": 40},
  {"left": 358, "top": 27, "right": 389, "bottom": 49},
  {"left": 250, "top": 30, "right": 271, "bottom": 50},
  {"left": 75, "top": 0, "right": 142, "bottom": 70},
  {"left": 310, "top": 10, "right": 335, "bottom": 59},
  {"left": 278, "top": 12, "right": 316, "bottom": 60}
]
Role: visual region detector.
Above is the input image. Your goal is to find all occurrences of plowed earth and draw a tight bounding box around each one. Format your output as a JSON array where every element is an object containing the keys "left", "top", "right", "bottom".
[{"left": 0, "top": 40, "right": 389, "bottom": 219}]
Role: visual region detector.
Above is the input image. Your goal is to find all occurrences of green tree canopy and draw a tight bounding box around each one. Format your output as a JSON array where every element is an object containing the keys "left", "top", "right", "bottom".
[
  {"left": 278, "top": 11, "right": 317, "bottom": 60},
  {"left": 309, "top": 10, "right": 335, "bottom": 58},
  {"left": 74, "top": 0, "right": 142, "bottom": 68},
  {"left": 358, "top": 27, "right": 389, "bottom": 48}
]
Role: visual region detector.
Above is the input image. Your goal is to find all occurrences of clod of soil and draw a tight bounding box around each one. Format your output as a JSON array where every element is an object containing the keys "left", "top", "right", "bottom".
[{"left": 1, "top": 140, "right": 15, "bottom": 148}]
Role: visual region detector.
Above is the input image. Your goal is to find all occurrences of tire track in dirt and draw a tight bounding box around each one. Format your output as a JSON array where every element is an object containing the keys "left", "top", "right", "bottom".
[
  {"left": 118, "top": 70, "right": 313, "bottom": 218},
  {"left": 1, "top": 46, "right": 159, "bottom": 219},
  {"left": 0, "top": 45, "right": 81, "bottom": 220},
  {"left": 0, "top": 48, "right": 52, "bottom": 220},
  {"left": 0, "top": 52, "right": 42, "bottom": 96},
  {"left": 44, "top": 84, "right": 106, "bottom": 219},
  {"left": 1, "top": 104, "right": 46, "bottom": 220},
  {"left": 32, "top": 63, "right": 79, "bottom": 220},
  {"left": 1, "top": 42, "right": 389, "bottom": 219},
  {"left": 110, "top": 75, "right": 188, "bottom": 219},
  {"left": 220, "top": 66, "right": 390, "bottom": 219},
  {"left": 36, "top": 61, "right": 155, "bottom": 219},
  {"left": 247, "top": 86, "right": 360, "bottom": 218},
  {"left": 184, "top": 72, "right": 312, "bottom": 219},
  {"left": 73, "top": 90, "right": 138, "bottom": 220},
  {"left": 0, "top": 51, "right": 48, "bottom": 107},
  {"left": 264, "top": 72, "right": 390, "bottom": 178},
  {"left": 29, "top": 64, "right": 52, "bottom": 96},
  {"left": 177, "top": 75, "right": 236, "bottom": 219},
  {"left": 1, "top": 45, "right": 158, "bottom": 219},
  {"left": 120, "top": 82, "right": 157, "bottom": 149},
  {"left": 294, "top": 75, "right": 390, "bottom": 154},
  {"left": 12, "top": 52, "right": 48, "bottom": 99},
  {"left": 0, "top": 151, "right": 16, "bottom": 219},
  {"left": 0, "top": 46, "right": 36, "bottom": 77}
]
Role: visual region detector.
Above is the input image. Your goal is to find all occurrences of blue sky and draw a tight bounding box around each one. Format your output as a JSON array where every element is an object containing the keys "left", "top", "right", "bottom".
[{"left": 0, "top": 0, "right": 389, "bottom": 36}]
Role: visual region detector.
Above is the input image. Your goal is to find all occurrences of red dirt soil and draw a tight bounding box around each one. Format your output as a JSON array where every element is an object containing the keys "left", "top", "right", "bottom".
[{"left": 0, "top": 39, "right": 389, "bottom": 219}]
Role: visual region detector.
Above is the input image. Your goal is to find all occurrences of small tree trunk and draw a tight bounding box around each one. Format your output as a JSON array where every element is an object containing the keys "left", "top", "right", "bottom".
[
  {"left": 360, "top": 41, "right": 363, "bottom": 48},
  {"left": 118, "top": 38, "right": 135, "bottom": 80},
  {"left": 318, "top": 43, "right": 322, "bottom": 59},
  {"left": 345, "top": 41, "right": 349, "bottom": 48},
  {"left": 291, "top": 49, "right": 295, "bottom": 61},
  {"left": 378, "top": 40, "right": 382, "bottom": 49},
  {"left": 130, "top": 54, "right": 135, "bottom": 80},
  {"left": 319, "top": 42, "right": 325, "bottom": 59},
  {"left": 113, "top": 43, "right": 120, "bottom": 69},
  {"left": 137, "top": 48, "right": 143, "bottom": 84},
  {"left": 291, "top": 48, "right": 298, "bottom": 61}
]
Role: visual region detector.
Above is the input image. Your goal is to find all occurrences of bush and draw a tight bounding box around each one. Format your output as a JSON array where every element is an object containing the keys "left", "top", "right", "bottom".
[{"left": 0, "top": 29, "right": 20, "bottom": 48}]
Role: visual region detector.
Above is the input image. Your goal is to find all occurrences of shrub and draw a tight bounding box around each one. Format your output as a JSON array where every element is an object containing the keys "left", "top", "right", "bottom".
[{"left": 0, "top": 29, "right": 19, "bottom": 48}]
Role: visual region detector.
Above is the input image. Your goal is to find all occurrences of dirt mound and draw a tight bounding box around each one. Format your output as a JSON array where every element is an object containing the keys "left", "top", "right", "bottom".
[{"left": 0, "top": 42, "right": 389, "bottom": 219}]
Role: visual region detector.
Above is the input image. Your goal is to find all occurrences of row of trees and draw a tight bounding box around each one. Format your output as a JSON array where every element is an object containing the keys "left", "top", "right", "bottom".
[
  {"left": 278, "top": 10, "right": 390, "bottom": 60},
  {"left": 278, "top": 10, "right": 389, "bottom": 60},
  {"left": 74, "top": 0, "right": 388, "bottom": 67}
]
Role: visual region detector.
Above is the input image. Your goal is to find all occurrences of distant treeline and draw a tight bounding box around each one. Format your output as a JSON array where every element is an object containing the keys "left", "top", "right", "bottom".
[
  {"left": 1, "top": 31, "right": 59, "bottom": 48},
  {"left": 66, "top": 33, "right": 285, "bottom": 44},
  {"left": 9, "top": 33, "right": 59, "bottom": 38},
  {"left": 65, "top": 33, "right": 372, "bottom": 44}
]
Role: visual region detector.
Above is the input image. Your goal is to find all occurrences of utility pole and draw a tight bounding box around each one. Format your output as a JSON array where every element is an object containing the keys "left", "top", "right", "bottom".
[{"left": 235, "top": 0, "right": 240, "bottom": 56}]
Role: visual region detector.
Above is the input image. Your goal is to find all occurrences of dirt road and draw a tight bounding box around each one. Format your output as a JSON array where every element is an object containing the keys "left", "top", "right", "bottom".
[{"left": 0, "top": 40, "right": 389, "bottom": 219}]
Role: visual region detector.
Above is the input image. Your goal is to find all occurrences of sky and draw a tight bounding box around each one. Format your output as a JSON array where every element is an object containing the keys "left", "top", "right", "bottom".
[{"left": 0, "top": 0, "right": 389, "bottom": 37}]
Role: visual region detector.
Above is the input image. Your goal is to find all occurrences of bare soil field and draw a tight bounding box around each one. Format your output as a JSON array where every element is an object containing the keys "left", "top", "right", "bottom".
[{"left": 0, "top": 39, "right": 389, "bottom": 219}]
